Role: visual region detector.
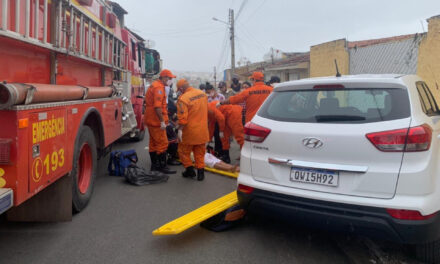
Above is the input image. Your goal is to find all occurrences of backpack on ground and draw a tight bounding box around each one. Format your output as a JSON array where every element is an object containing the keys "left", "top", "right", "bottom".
[
  {"left": 124, "top": 165, "right": 169, "bottom": 186},
  {"left": 108, "top": 150, "right": 138, "bottom": 176}
]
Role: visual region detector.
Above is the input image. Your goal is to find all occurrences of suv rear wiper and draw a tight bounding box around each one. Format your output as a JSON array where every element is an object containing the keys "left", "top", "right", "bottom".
[{"left": 315, "top": 115, "right": 366, "bottom": 122}]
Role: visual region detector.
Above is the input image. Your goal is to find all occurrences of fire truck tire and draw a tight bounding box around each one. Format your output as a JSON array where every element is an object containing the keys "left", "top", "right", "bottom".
[{"left": 71, "top": 126, "right": 97, "bottom": 213}]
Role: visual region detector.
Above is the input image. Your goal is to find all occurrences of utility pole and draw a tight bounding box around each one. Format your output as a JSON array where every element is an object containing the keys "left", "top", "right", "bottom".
[
  {"left": 229, "top": 9, "right": 235, "bottom": 76},
  {"left": 213, "top": 10, "right": 235, "bottom": 79},
  {"left": 213, "top": 66, "right": 217, "bottom": 87}
]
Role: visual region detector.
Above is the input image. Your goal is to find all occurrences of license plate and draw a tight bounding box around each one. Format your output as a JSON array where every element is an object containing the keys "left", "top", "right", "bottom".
[{"left": 290, "top": 167, "right": 339, "bottom": 187}]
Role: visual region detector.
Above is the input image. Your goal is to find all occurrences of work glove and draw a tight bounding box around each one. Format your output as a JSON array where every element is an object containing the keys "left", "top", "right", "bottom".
[
  {"left": 178, "top": 129, "right": 183, "bottom": 143},
  {"left": 160, "top": 121, "right": 167, "bottom": 130},
  {"left": 219, "top": 131, "right": 224, "bottom": 139}
]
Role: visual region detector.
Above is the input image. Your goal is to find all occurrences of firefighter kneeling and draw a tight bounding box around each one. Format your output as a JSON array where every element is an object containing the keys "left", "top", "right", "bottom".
[{"left": 176, "top": 79, "right": 209, "bottom": 181}]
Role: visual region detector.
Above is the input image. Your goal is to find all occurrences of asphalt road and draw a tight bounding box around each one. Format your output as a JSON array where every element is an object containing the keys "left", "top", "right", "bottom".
[{"left": 0, "top": 136, "right": 421, "bottom": 264}]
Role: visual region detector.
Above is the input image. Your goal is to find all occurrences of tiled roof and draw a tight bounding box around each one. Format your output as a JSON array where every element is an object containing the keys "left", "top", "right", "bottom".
[
  {"left": 271, "top": 52, "right": 310, "bottom": 66},
  {"left": 349, "top": 36, "right": 421, "bottom": 75},
  {"left": 348, "top": 34, "right": 416, "bottom": 48},
  {"left": 428, "top": 14, "right": 440, "bottom": 21}
]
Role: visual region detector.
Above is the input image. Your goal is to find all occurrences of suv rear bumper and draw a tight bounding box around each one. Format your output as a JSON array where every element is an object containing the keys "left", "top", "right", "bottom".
[{"left": 238, "top": 188, "right": 440, "bottom": 244}]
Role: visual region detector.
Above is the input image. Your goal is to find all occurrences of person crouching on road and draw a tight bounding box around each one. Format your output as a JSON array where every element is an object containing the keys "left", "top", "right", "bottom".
[
  {"left": 220, "top": 71, "right": 273, "bottom": 124},
  {"left": 208, "top": 101, "right": 244, "bottom": 164},
  {"left": 218, "top": 102, "right": 244, "bottom": 163},
  {"left": 176, "top": 79, "right": 210, "bottom": 181},
  {"left": 207, "top": 99, "right": 225, "bottom": 157},
  {"left": 144, "top": 69, "right": 176, "bottom": 174}
]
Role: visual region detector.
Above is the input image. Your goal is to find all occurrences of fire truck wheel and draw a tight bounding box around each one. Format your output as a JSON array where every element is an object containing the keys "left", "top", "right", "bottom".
[{"left": 71, "top": 126, "right": 97, "bottom": 213}]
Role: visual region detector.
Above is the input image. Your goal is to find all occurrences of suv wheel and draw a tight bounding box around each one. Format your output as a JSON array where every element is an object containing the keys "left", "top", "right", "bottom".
[{"left": 415, "top": 239, "right": 440, "bottom": 263}]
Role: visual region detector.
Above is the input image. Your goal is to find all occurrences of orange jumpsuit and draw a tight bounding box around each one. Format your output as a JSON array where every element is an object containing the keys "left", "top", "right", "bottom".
[
  {"left": 207, "top": 101, "right": 225, "bottom": 140},
  {"left": 229, "top": 81, "right": 273, "bottom": 123},
  {"left": 144, "top": 80, "right": 169, "bottom": 154},
  {"left": 218, "top": 104, "right": 244, "bottom": 150},
  {"left": 177, "top": 87, "right": 209, "bottom": 169}
]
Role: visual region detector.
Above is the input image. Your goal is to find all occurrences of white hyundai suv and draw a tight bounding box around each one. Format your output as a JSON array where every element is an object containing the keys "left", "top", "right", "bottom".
[{"left": 237, "top": 74, "right": 440, "bottom": 263}]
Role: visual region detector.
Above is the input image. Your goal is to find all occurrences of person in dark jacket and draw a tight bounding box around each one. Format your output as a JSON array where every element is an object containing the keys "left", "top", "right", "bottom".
[
  {"left": 268, "top": 76, "right": 281, "bottom": 87},
  {"left": 166, "top": 84, "right": 181, "bottom": 166}
]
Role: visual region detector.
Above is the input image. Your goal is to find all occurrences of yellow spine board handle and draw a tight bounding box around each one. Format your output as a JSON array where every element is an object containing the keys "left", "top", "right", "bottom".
[
  {"left": 152, "top": 191, "right": 239, "bottom": 235},
  {"left": 204, "top": 167, "right": 238, "bottom": 178}
]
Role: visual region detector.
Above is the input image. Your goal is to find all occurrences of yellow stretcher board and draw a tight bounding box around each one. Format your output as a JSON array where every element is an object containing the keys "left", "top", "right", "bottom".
[
  {"left": 152, "top": 191, "right": 238, "bottom": 235},
  {"left": 204, "top": 167, "right": 238, "bottom": 178}
]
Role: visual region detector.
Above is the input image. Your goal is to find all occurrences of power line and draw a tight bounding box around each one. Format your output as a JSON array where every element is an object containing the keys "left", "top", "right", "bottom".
[
  {"left": 238, "top": 22, "right": 267, "bottom": 50},
  {"left": 221, "top": 45, "right": 231, "bottom": 71},
  {"left": 148, "top": 30, "right": 223, "bottom": 38},
  {"left": 236, "top": 26, "right": 266, "bottom": 52},
  {"left": 235, "top": 0, "right": 249, "bottom": 21},
  {"left": 141, "top": 25, "right": 224, "bottom": 36},
  {"left": 242, "top": 0, "right": 267, "bottom": 24},
  {"left": 142, "top": 15, "right": 212, "bottom": 30},
  {"left": 152, "top": 30, "right": 224, "bottom": 39},
  {"left": 216, "top": 29, "right": 230, "bottom": 72},
  {"left": 235, "top": 35, "right": 265, "bottom": 57},
  {"left": 236, "top": 38, "right": 244, "bottom": 60}
]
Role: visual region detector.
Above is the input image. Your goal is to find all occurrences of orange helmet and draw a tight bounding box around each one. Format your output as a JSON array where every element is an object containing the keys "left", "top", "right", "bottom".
[
  {"left": 250, "top": 71, "right": 264, "bottom": 81},
  {"left": 160, "top": 69, "right": 176, "bottom": 78}
]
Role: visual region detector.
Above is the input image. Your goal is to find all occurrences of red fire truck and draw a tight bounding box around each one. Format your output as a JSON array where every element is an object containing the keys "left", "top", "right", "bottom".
[{"left": 0, "top": 0, "right": 160, "bottom": 221}]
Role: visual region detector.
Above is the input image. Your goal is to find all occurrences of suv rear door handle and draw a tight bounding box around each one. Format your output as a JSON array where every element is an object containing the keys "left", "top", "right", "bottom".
[
  {"left": 268, "top": 158, "right": 289, "bottom": 164},
  {"left": 268, "top": 157, "right": 368, "bottom": 173}
]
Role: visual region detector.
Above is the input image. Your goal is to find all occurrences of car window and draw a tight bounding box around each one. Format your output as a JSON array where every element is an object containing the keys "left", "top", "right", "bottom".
[
  {"left": 258, "top": 88, "right": 410, "bottom": 123},
  {"left": 416, "top": 82, "right": 440, "bottom": 116}
]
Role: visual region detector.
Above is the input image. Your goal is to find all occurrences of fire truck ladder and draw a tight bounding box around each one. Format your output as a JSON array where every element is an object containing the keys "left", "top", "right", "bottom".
[
  {"left": 0, "top": 0, "right": 127, "bottom": 72},
  {"left": 113, "top": 73, "right": 138, "bottom": 136}
]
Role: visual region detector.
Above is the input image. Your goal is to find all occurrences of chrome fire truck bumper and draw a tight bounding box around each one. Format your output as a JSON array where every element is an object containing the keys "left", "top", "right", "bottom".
[{"left": 0, "top": 188, "right": 13, "bottom": 215}]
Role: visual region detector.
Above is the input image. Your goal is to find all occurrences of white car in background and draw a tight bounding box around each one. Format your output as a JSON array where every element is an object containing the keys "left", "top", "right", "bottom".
[{"left": 237, "top": 74, "right": 440, "bottom": 263}]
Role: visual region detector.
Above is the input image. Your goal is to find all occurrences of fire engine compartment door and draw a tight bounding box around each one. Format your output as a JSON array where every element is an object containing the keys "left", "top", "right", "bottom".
[{"left": 28, "top": 109, "right": 69, "bottom": 193}]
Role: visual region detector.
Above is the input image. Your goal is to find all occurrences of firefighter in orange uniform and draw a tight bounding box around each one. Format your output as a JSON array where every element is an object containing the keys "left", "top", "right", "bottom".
[
  {"left": 219, "top": 103, "right": 244, "bottom": 163},
  {"left": 220, "top": 72, "right": 273, "bottom": 123},
  {"left": 207, "top": 100, "right": 225, "bottom": 149},
  {"left": 208, "top": 101, "right": 244, "bottom": 163},
  {"left": 144, "top": 69, "right": 176, "bottom": 174},
  {"left": 176, "top": 79, "right": 209, "bottom": 181}
]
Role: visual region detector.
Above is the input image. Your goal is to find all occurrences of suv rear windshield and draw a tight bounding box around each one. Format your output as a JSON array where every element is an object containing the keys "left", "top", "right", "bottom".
[{"left": 258, "top": 88, "right": 410, "bottom": 123}]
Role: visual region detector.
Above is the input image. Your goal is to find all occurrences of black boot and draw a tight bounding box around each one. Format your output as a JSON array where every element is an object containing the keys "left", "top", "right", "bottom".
[
  {"left": 166, "top": 144, "right": 181, "bottom": 165},
  {"left": 149, "top": 152, "right": 160, "bottom": 171},
  {"left": 167, "top": 155, "right": 182, "bottom": 166},
  {"left": 182, "top": 166, "right": 196, "bottom": 178},
  {"left": 197, "top": 168, "right": 205, "bottom": 181},
  {"left": 221, "top": 150, "right": 231, "bottom": 164},
  {"left": 159, "top": 152, "right": 176, "bottom": 174}
]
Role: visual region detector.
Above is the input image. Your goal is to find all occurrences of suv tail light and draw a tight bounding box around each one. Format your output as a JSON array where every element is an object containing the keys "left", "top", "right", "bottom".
[
  {"left": 0, "top": 139, "right": 11, "bottom": 164},
  {"left": 366, "top": 124, "right": 432, "bottom": 152},
  {"left": 244, "top": 123, "right": 271, "bottom": 143},
  {"left": 386, "top": 209, "right": 437, "bottom": 221},
  {"left": 313, "top": 84, "right": 345, "bottom": 89},
  {"left": 238, "top": 184, "right": 254, "bottom": 194}
]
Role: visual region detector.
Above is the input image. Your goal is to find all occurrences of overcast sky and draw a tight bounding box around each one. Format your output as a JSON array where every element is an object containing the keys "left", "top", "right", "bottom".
[{"left": 117, "top": 0, "right": 439, "bottom": 73}]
